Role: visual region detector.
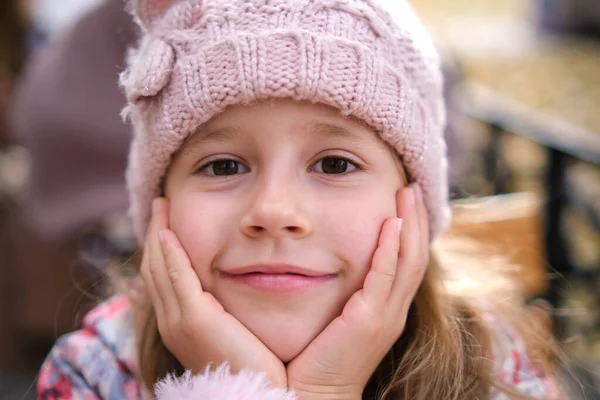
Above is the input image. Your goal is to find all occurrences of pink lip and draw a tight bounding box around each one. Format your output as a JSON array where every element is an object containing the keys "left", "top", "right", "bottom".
[{"left": 220, "top": 264, "right": 335, "bottom": 293}]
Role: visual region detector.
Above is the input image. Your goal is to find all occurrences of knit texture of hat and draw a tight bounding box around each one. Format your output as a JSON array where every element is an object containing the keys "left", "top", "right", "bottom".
[{"left": 121, "top": 0, "right": 450, "bottom": 243}]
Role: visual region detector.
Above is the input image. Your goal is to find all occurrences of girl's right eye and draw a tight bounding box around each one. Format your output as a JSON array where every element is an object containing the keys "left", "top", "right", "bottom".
[{"left": 197, "top": 159, "right": 249, "bottom": 177}]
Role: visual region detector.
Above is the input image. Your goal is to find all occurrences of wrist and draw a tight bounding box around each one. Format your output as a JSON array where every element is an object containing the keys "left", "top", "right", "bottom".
[
  {"left": 295, "top": 391, "right": 361, "bottom": 400},
  {"left": 290, "top": 383, "right": 362, "bottom": 400}
]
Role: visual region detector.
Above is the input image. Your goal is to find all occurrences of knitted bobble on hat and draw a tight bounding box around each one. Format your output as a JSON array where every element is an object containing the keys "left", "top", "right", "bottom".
[{"left": 121, "top": 36, "right": 174, "bottom": 109}]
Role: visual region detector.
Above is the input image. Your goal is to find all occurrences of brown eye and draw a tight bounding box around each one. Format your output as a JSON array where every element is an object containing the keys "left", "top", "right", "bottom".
[
  {"left": 201, "top": 159, "right": 249, "bottom": 176},
  {"left": 315, "top": 157, "right": 358, "bottom": 174}
]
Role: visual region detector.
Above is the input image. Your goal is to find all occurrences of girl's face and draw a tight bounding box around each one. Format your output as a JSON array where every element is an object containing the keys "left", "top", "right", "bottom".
[{"left": 164, "top": 99, "right": 406, "bottom": 362}]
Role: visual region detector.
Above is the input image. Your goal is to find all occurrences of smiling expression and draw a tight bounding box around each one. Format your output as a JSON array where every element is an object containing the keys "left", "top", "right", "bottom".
[{"left": 164, "top": 99, "right": 407, "bottom": 362}]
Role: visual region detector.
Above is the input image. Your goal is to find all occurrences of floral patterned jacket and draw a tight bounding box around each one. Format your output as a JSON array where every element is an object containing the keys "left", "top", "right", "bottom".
[{"left": 37, "top": 295, "right": 560, "bottom": 399}]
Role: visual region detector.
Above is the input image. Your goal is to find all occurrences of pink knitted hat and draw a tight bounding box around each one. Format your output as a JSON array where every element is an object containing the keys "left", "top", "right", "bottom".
[{"left": 121, "top": 0, "right": 450, "bottom": 243}]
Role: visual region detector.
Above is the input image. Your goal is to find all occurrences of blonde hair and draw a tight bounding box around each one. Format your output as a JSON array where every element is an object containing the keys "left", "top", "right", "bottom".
[{"left": 125, "top": 234, "right": 562, "bottom": 399}]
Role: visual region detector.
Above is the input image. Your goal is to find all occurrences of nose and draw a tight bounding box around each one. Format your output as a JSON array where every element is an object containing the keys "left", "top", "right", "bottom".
[{"left": 240, "top": 177, "right": 312, "bottom": 240}]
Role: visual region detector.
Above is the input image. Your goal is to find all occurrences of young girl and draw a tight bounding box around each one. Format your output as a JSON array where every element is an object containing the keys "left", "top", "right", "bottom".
[{"left": 37, "top": 0, "right": 564, "bottom": 398}]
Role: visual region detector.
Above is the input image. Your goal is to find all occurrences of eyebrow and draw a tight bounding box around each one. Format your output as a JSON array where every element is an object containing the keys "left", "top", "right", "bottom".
[
  {"left": 308, "top": 122, "right": 372, "bottom": 143},
  {"left": 180, "top": 125, "right": 242, "bottom": 155},
  {"left": 180, "top": 121, "right": 373, "bottom": 157}
]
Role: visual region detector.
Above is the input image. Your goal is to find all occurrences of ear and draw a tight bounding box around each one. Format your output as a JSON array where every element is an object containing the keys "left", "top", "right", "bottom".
[{"left": 130, "top": 0, "right": 180, "bottom": 29}]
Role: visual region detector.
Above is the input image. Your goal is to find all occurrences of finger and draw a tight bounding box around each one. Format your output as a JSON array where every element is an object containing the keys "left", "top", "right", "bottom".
[
  {"left": 389, "top": 186, "right": 422, "bottom": 306},
  {"left": 409, "top": 184, "right": 429, "bottom": 304},
  {"left": 397, "top": 186, "right": 420, "bottom": 265},
  {"left": 362, "top": 217, "right": 403, "bottom": 308},
  {"left": 158, "top": 228, "right": 205, "bottom": 316},
  {"left": 140, "top": 245, "right": 164, "bottom": 318},
  {"left": 147, "top": 198, "right": 179, "bottom": 316},
  {"left": 409, "top": 185, "right": 430, "bottom": 308},
  {"left": 414, "top": 183, "right": 430, "bottom": 256}
]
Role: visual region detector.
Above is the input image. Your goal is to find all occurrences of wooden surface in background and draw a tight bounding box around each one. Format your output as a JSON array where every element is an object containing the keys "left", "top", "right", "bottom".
[
  {"left": 443, "top": 192, "right": 549, "bottom": 297},
  {"left": 412, "top": 0, "right": 600, "bottom": 137}
]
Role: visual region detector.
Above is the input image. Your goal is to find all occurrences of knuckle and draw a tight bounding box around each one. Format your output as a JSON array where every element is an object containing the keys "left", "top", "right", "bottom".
[
  {"left": 148, "top": 264, "right": 160, "bottom": 284},
  {"left": 354, "top": 301, "right": 384, "bottom": 336},
  {"left": 363, "top": 317, "right": 384, "bottom": 338},
  {"left": 148, "top": 257, "right": 160, "bottom": 275},
  {"left": 378, "top": 269, "right": 396, "bottom": 284},
  {"left": 166, "top": 263, "right": 180, "bottom": 284}
]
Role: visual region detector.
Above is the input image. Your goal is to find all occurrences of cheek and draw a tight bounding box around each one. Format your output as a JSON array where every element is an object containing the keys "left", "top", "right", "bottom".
[
  {"left": 318, "top": 186, "right": 398, "bottom": 281},
  {"left": 168, "top": 193, "right": 233, "bottom": 284}
]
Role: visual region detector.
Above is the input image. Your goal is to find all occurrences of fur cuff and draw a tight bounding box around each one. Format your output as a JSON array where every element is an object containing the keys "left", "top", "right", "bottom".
[{"left": 154, "top": 364, "right": 297, "bottom": 400}]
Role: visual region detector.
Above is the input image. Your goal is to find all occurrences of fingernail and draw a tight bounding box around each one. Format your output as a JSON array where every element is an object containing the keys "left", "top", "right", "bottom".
[{"left": 396, "top": 218, "right": 404, "bottom": 234}]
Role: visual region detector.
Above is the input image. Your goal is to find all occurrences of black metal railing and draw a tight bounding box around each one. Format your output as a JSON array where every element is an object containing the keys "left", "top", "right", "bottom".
[{"left": 458, "top": 83, "right": 600, "bottom": 318}]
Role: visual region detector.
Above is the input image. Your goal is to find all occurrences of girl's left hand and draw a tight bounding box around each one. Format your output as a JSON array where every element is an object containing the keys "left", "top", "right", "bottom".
[{"left": 286, "top": 184, "right": 429, "bottom": 400}]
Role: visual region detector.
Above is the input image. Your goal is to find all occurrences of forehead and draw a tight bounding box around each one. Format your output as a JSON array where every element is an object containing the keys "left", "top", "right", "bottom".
[
  {"left": 182, "top": 99, "right": 380, "bottom": 146},
  {"left": 177, "top": 99, "right": 407, "bottom": 177}
]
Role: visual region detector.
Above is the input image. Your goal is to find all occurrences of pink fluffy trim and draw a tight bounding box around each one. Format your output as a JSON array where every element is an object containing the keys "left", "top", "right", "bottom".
[{"left": 154, "top": 364, "right": 297, "bottom": 400}]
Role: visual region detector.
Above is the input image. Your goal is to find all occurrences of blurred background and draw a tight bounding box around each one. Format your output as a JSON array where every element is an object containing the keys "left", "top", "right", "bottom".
[{"left": 0, "top": 0, "right": 599, "bottom": 399}]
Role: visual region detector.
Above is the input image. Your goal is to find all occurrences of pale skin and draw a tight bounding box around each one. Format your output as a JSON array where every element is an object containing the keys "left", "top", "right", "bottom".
[{"left": 140, "top": 99, "right": 430, "bottom": 399}]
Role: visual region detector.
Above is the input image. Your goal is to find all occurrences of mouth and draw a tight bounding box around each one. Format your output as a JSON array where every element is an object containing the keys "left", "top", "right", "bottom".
[{"left": 220, "top": 264, "right": 336, "bottom": 293}]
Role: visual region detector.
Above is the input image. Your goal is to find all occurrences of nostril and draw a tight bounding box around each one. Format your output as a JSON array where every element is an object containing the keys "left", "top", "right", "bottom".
[{"left": 242, "top": 222, "right": 308, "bottom": 238}]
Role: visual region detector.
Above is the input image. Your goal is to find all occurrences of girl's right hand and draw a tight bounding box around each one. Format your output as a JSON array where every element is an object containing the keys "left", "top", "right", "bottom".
[{"left": 140, "top": 197, "right": 287, "bottom": 388}]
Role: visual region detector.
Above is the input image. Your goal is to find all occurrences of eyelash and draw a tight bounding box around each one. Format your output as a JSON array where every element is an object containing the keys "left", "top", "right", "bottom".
[
  {"left": 196, "top": 158, "right": 249, "bottom": 177},
  {"left": 196, "top": 155, "right": 362, "bottom": 177},
  {"left": 310, "top": 156, "right": 361, "bottom": 175}
]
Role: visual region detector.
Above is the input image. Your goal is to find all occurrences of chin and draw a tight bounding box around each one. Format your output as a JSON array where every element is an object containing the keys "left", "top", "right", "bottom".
[
  {"left": 252, "top": 322, "right": 315, "bottom": 363},
  {"left": 225, "top": 302, "right": 336, "bottom": 363}
]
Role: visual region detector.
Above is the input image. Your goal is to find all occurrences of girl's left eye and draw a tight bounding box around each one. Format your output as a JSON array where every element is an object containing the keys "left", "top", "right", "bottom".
[{"left": 313, "top": 157, "right": 359, "bottom": 174}]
